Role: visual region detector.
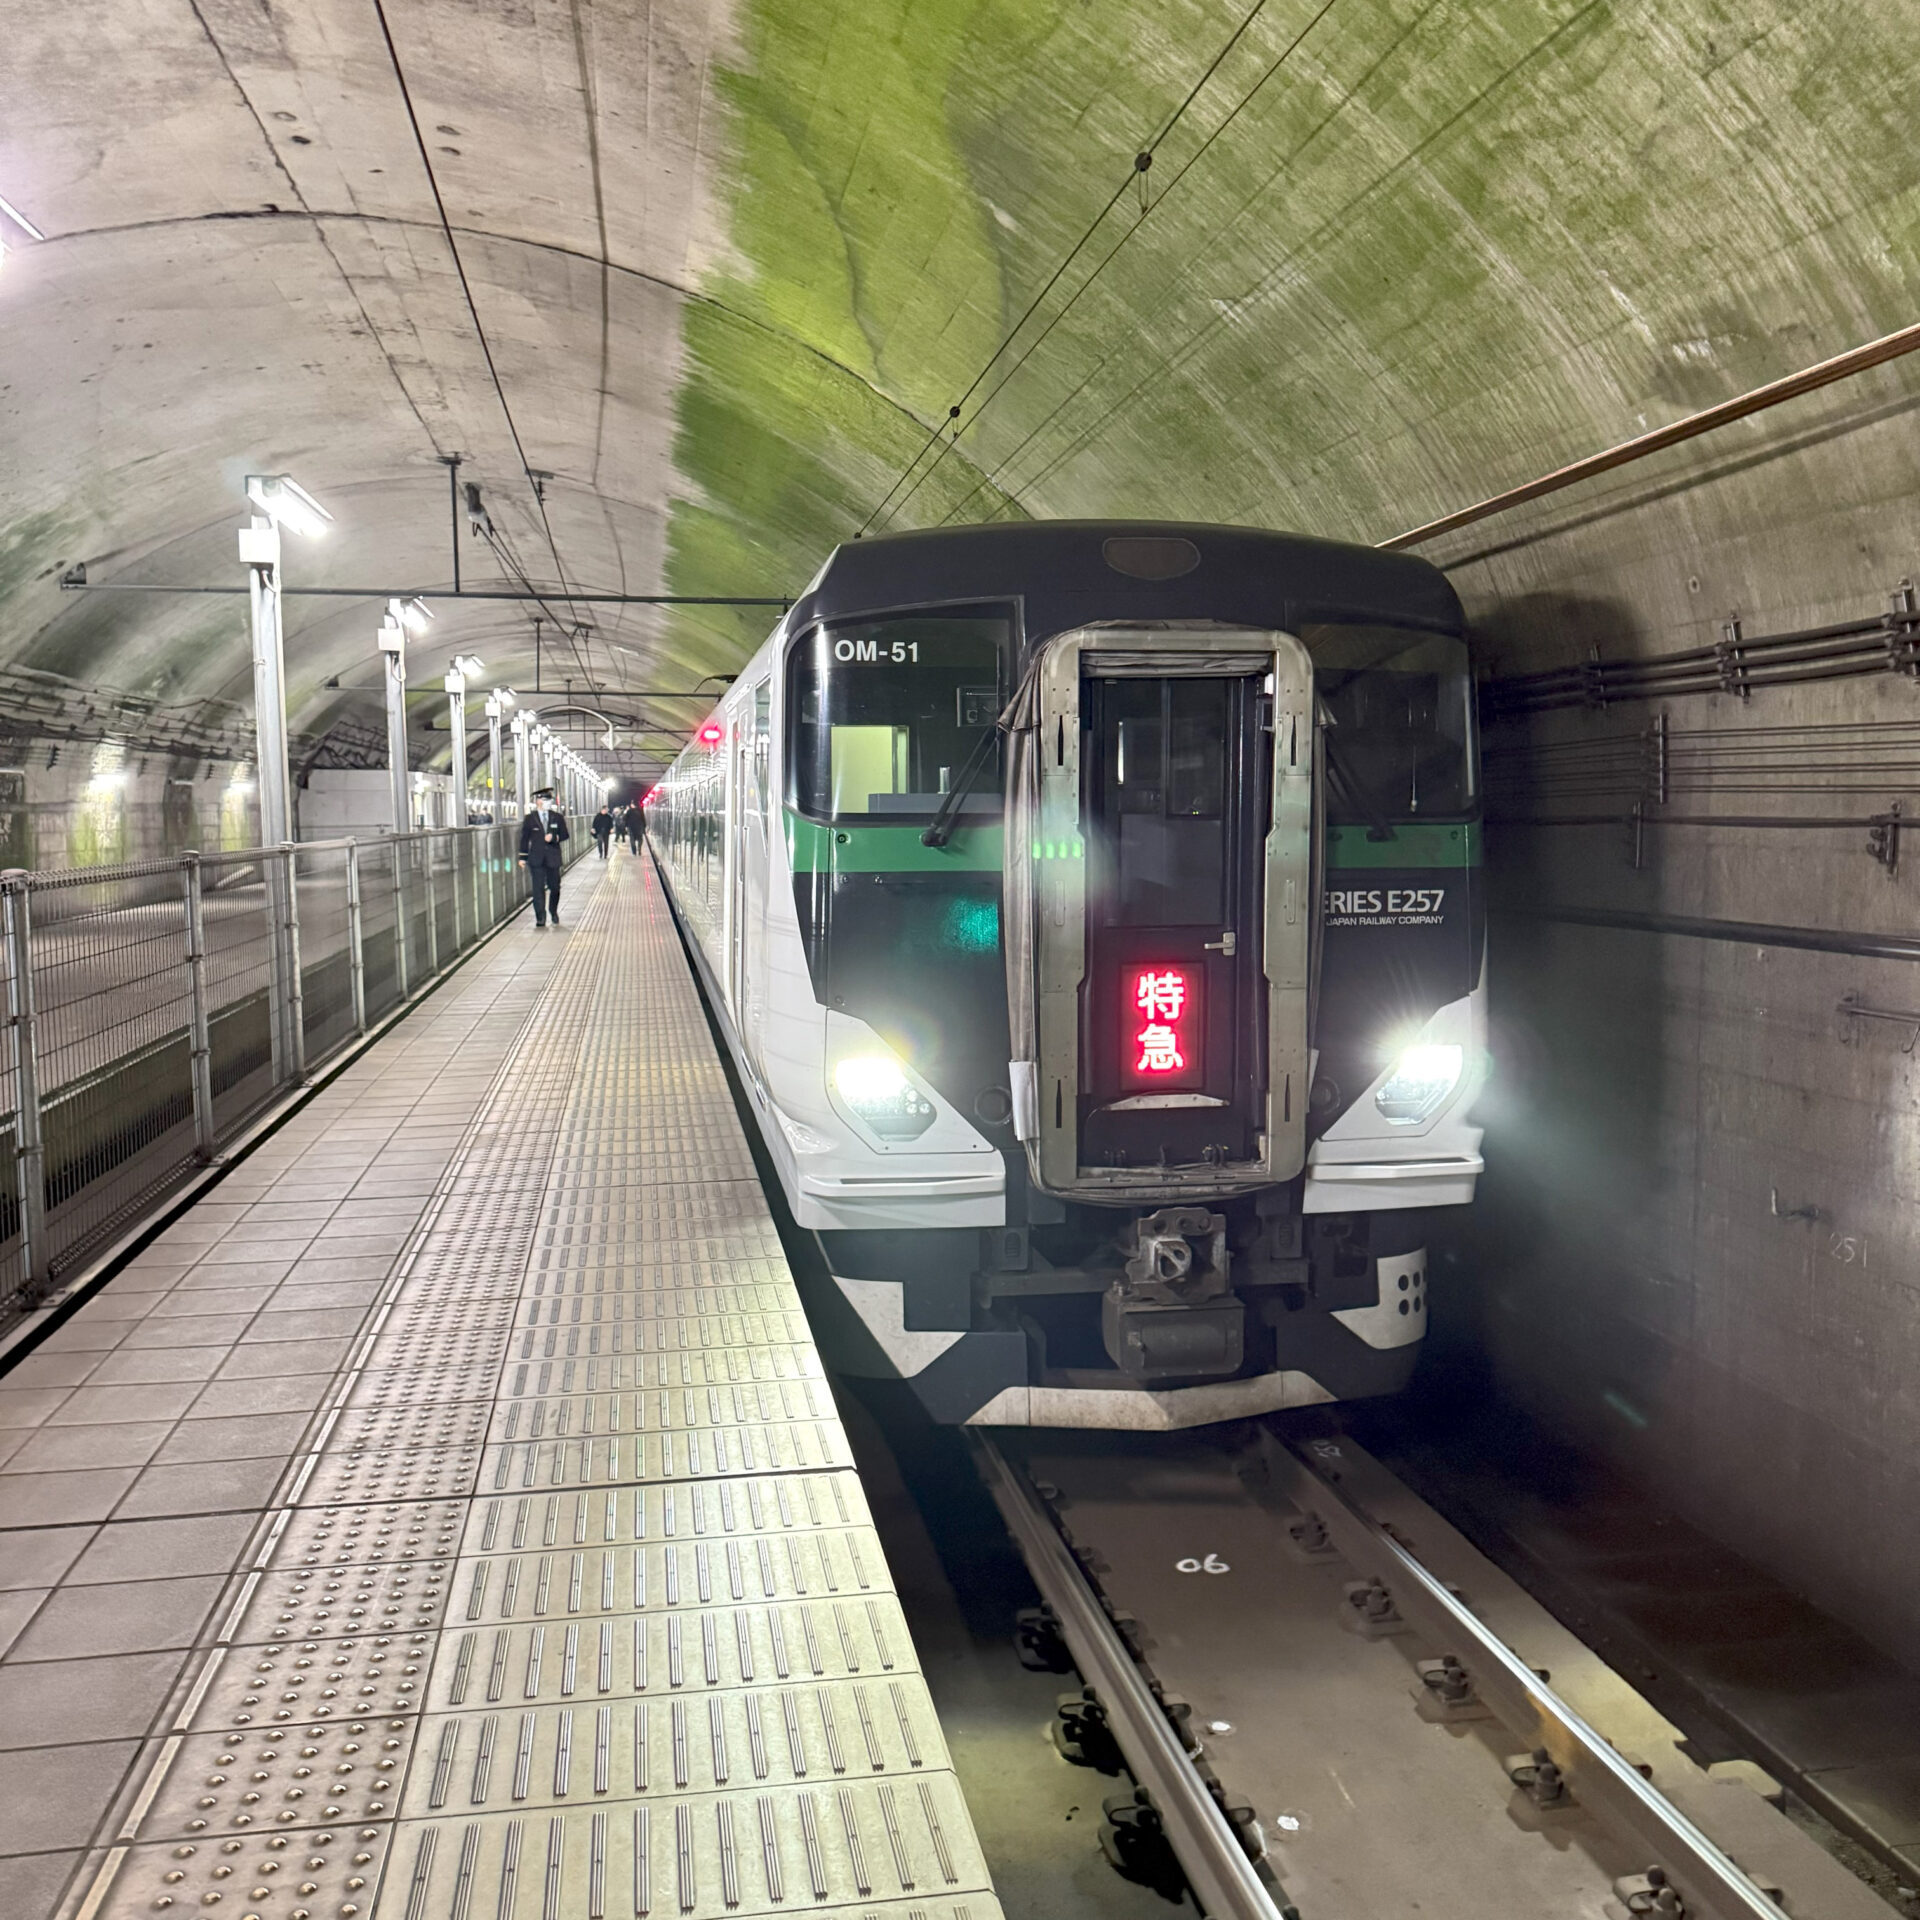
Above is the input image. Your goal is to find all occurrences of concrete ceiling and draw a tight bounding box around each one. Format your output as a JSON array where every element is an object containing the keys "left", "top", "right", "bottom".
[{"left": 2, "top": 0, "right": 1917, "bottom": 781}]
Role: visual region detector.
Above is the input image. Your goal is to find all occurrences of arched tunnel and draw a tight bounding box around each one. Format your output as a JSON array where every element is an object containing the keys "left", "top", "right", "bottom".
[{"left": 4, "top": 4, "right": 1920, "bottom": 1914}]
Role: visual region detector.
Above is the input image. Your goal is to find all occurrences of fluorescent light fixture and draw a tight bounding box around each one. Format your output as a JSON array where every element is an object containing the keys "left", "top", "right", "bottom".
[
  {"left": 493, "top": 687, "right": 517, "bottom": 708},
  {"left": 1374, "top": 1043, "right": 1464, "bottom": 1125},
  {"left": 388, "top": 596, "right": 434, "bottom": 633},
  {"left": 450, "top": 653, "right": 484, "bottom": 678},
  {"left": 0, "top": 191, "right": 44, "bottom": 241},
  {"left": 244, "top": 474, "right": 333, "bottom": 538}
]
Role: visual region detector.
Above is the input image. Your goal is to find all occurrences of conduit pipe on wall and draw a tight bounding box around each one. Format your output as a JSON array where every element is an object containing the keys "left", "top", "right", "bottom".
[
  {"left": 1487, "top": 610, "right": 1920, "bottom": 715},
  {"left": 1383, "top": 318, "right": 1920, "bottom": 552},
  {"left": 1499, "top": 902, "right": 1920, "bottom": 964}
]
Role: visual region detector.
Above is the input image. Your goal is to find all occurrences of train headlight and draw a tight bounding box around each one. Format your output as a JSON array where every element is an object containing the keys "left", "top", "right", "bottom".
[
  {"left": 832, "top": 1054, "right": 937, "bottom": 1140},
  {"left": 1374, "top": 1043, "right": 1463, "bottom": 1125}
]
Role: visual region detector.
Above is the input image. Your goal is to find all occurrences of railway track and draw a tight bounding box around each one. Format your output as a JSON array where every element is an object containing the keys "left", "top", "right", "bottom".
[{"left": 976, "top": 1421, "right": 1894, "bottom": 1920}]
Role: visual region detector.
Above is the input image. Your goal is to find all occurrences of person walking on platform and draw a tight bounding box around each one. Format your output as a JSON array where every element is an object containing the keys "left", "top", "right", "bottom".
[
  {"left": 591, "top": 801, "right": 614, "bottom": 859},
  {"left": 625, "top": 802, "right": 646, "bottom": 852},
  {"left": 518, "top": 786, "right": 570, "bottom": 928}
]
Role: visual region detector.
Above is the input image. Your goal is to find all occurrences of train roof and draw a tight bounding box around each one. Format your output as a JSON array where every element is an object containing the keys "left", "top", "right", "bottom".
[{"left": 788, "top": 520, "right": 1465, "bottom": 643}]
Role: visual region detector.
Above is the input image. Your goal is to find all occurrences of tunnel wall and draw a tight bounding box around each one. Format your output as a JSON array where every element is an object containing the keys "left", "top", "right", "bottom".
[
  {"left": 0, "top": 747, "right": 262, "bottom": 873},
  {"left": 1433, "top": 359, "right": 1920, "bottom": 1666},
  {"left": 5, "top": 0, "right": 1919, "bottom": 1668}
]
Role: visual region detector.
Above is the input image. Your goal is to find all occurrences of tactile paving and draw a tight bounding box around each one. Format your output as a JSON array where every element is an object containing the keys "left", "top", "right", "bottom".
[
  {"left": 296, "top": 1441, "right": 486, "bottom": 1509},
  {"left": 384, "top": 1778, "right": 993, "bottom": 1920},
  {"left": 414, "top": 1590, "right": 920, "bottom": 1714},
  {"left": 135, "top": 1719, "right": 415, "bottom": 1839},
  {"left": 269, "top": 1500, "right": 471, "bottom": 1573},
  {"left": 188, "top": 1633, "right": 441, "bottom": 1730},
  {"left": 75, "top": 858, "right": 997, "bottom": 1920},
  {"left": 220, "top": 1558, "right": 455, "bottom": 1646},
  {"left": 452, "top": 1472, "right": 872, "bottom": 1558},
  {"left": 108, "top": 1823, "right": 392, "bottom": 1920}
]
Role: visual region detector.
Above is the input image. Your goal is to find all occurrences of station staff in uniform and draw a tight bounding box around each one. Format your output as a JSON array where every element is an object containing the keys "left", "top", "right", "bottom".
[{"left": 518, "top": 786, "right": 570, "bottom": 928}]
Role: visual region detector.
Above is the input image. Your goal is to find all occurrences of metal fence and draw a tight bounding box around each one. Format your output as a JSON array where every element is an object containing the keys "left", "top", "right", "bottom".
[{"left": 0, "top": 822, "right": 576, "bottom": 1330}]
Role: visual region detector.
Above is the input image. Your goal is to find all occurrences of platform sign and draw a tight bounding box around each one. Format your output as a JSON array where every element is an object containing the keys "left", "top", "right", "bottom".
[{"left": 1123, "top": 963, "right": 1204, "bottom": 1089}]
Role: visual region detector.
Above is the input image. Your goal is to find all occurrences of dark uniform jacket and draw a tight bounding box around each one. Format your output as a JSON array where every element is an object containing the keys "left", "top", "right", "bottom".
[{"left": 518, "top": 806, "right": 570, "bottom": 867}]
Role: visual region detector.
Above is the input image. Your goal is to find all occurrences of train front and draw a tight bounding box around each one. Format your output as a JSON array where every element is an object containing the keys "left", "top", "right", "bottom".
[{"left": 788, "top": 523, "right": 1485, "bottom": 1427}]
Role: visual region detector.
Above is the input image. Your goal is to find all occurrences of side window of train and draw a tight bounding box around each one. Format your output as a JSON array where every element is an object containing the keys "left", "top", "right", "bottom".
[{"left": 751, "top": 683, "right": 772, "bottom": 818}]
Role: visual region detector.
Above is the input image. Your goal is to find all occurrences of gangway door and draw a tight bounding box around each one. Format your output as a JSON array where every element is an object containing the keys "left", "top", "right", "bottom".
[{"left": 1006, "top": 626, "right": 1313, "bottom": 1203}]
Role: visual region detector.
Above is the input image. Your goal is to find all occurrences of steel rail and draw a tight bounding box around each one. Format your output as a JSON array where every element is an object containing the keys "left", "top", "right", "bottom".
[
  {"left": 1269, "top": 1433, "right": 1806, "bottom": 1920},
  {"left": 972, "top": 1436, "right": 1291, "bottom": 1920},
  {"left": 1381, "top": 316, "right": 1920, "bottom": 551}
]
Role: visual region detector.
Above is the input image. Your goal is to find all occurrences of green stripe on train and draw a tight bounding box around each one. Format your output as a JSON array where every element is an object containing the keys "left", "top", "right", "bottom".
[
  {"left": 784, "top": 812, "right": 1005, "bottom": 873},
  {"left": 786, "top": 814, "right": 1479, "bottom": 874},
  {"left": 1325, "top": 822, "right": 1480, "bottom": 869}
]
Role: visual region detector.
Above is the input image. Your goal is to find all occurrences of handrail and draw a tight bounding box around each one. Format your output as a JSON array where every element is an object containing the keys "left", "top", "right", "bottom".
[
  {"left": 0, "top": 819, "right": 578, "bottom": 1326},
  {"left": 6, "top": 823, "right": 516, "bottom": 890}
]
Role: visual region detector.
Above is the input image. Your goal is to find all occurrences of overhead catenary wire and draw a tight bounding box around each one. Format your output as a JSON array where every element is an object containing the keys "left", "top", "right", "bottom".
[
  {"left": 953, "top": 0, "right": 1600, "bottom": 522},
  {"left": 476, "top": 518, "right": 599, "bottom": 690},
  {"left": 370, "top": 0, "right": 592, "bottom": 632},
  {"left": 858, "top": 0, "right": 1331, "bottom": 536},
  {"left": 907, "top": 0, "right": 1341, "bottom": 516},
  {"left": 933, "top": 0, "right": 1434, "bottom": 529}
]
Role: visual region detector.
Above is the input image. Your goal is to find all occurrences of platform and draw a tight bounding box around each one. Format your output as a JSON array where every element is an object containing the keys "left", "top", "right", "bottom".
[{"left": 0, "top": 853, "right": 1000, "bottom": 1920}]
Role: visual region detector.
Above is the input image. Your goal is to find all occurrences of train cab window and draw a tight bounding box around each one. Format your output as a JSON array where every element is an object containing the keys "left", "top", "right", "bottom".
[
  {"left": 786, "top": 609, "right": 1012, "bottom": 822},
  {"left": 1100, "top": 676, "right": 1229, "bottom": 926},
  {"left": 1303, "top": 624, "right": 1476, "bottom": 822}
]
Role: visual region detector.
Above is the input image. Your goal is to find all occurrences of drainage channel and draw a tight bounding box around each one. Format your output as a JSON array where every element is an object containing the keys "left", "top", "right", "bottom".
[{"left": 978, "top": 1422, "right": 1896, "bottom": 1920}]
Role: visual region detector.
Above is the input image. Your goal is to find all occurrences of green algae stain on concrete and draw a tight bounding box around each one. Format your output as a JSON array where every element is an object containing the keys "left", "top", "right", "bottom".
[
  {"left": 665, "top": 0, "right": 1920, "bottom": 622},
  {"left": 664, "top": 0, "right": 1041, "bottom": 653}
]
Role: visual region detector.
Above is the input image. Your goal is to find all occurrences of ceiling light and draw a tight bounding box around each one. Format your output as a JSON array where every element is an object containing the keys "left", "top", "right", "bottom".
[
  {"left": 389, "top": 596, "right": 434, "bottom": 633},
  {"left": 244, "top": 474, "right": 333, "bottom": 538},
  {"left": 451, "top": 653, "right": 484, "bottom": 677}
]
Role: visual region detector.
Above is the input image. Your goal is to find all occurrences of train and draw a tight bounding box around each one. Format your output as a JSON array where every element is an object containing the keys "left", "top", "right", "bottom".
[{"left": 649, "top": 521, "right": 1484, "bottom": 1428}]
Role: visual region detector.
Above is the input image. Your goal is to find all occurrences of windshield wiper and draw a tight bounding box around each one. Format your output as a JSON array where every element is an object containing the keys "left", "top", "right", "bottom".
[{"left": 921, "top": 725, "right": 1002, "bottom": 848}]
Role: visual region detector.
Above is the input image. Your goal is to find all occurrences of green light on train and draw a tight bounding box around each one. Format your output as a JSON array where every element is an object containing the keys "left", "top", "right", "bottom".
[
  {"left": 1029, "top": 836, "right": 1085, "bottom": 860},
  {"left": 944, "top": 898, "right": 1000, "bottom": 953}
]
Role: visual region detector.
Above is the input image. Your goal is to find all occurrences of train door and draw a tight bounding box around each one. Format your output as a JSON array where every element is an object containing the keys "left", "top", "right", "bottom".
[
  {"left": 724, "top": 700, "right": 748, "bottom": 1019},
  {"left": 736, "top": 681, "right": 773, "bottom": 1060},
  {"left": 1013, "top": 627, "right": 1314, "bottom": 1202},
  {"left": 1079, "top": 670, "right": 1267, "bottom": 1169}
]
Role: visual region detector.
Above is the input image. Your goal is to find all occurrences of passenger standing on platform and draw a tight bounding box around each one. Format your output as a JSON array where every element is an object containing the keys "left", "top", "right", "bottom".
[
  {"left": 518, "top": 786, "right": 570, "bottom": 928},
  {"left": 591, "top": 802, "right": 614, "bottom": 859}
]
